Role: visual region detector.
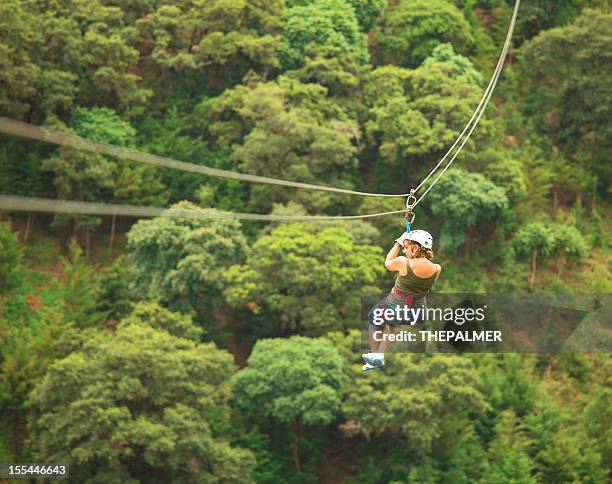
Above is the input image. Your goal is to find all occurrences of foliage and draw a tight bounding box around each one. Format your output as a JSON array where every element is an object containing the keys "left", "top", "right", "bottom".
[
  {"left": 46, "top": 240, "right": 106, "bottom": 329},
  {"left": 0, "top": 1, "right": 611, "bottom": 480},
  {"left": 0, "top": 0, "right": 150, "bottom": 119},
  {"left": 97, "top": 255, "right": 134, "bottom": 323},
  {"left": 484, "top": 410, "right": 536, "bottom": 483},
  {"left": 199, "top": 76, "right": 362, "bottom": 213},
  {"left": 29, "top": 312, "right": 255, "bottom": 482},
  {"left": 474, "top": 354, "right": 538, "bottom": 419},
  {"left": 346, "top": 0, "right": 386, "bottom": 32},
  {"left": 0, "top": 221, "right": 23, "bottom": 295},
  {"left": 426, "top": 168, "right": 508, "bottom": 254},
  {"left": 224, "top": 223, "right": 383, "bottom": 335},
  {"left": 513, "top": 222, "right": 589, "bottom": 261},
  {"left": 512, "top": 221, "right": 590, "bottom": 290},
  {"left": 121, "top": 301, "right": 204, "bottom": 342},
  {"left": 285, "top": 44, "right": 365, "bottom": 105},
  {"left": 232, "top": 336, "right": 348, "bottom": 472},
  {"left": 583, "top": 387, "right": 612, "bottom": 472},
  {"left": 127, "top": 201, "right": 246, "bottom": 325},
  {"left": 135, "top": 0, "right": 283, "bottom": 92},
  {"left": 522, "top": 8, "right": 612, "bottom": 193},
  {"left": 136, "top": 107, "right": 232, "bottom": 203},
  {"left": 364, "top": 58, "right": 484, "bottom": 188},
  {"left": 422, "top": 43, "right": 483, "bottom": 86},
  {"left": 42, "top": 108, "right": 166, "bottom": 235},
  {"left": 374, "top": 0, "right": 474, "bottom": 67},
  {"left": 280, "top": 0, "right": 368, "bottom": 70},
  {"left": 344, "top": 354, "right": 489, "bottom": 449},
  {"left": 510, "top": 0, "right": 602, "bottom": 44},
  {"left": 524, "top": 397, "right": 607, "bottom": 482},
  {"left": 232, "top": 336, "right": 348, "bottom": 425}
]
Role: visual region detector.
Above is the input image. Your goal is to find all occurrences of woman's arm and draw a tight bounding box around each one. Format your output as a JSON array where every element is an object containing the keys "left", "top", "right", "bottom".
[{"left": 384, "top": 242, "right": 406, "bottom": 272}]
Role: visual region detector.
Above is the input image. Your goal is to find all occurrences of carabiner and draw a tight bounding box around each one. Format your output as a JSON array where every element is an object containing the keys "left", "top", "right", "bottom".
[
  {"left": 405, "top": 192, "right": 417, "bottom": 212},
  {"left": 404, "top": 189, "right": 417, "bottom": 232}
]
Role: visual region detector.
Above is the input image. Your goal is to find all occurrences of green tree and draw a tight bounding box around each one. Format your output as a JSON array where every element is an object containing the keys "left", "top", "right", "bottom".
[
  {"left": 29, "top": 309, "right": 255, "bottom": 482},
  {"left": 0, "top": 0, "right": 149, "bottom": 120},
  {"left": 0, "top": 221, "right": 23, "bottom": 295},
  {"left": 97, "top": 255, "right": 134, "bottom": 325},
  {"left": 199, "top": 77, "right": 362, "bottom": 213},
  {"left": 134, "top": 0, "right": 283, "bottom": 93},
  {"left": 224, "top": 223, "right": 383, "bottom": 335},
  {"left": 426, "top": 168, "right": 509, "bottom": 258},
  {"left": 522, "top": 9, "right": 612, "bottom": 196},
  {"left": 41, "top": 116, "right": 114, "bottom": 254},
  {"left": 475, "top": 354, "right": 538, "bottom": 419},
  {"left": 71, "top": 107, "right": 167, "bottom": 254},
  {"left": 484, "top": 410, "right": 536, "bottom": 484},
  {"left": 43, "top": 108, "right": 166, "bottom": 257},
  {"left": 583, "top": 387, "right": 612, "bottom": 474},
  {"left": 286, "top": 0, "right": 386, "bottom": 33},
  {"left": 127, "top": 201, "right": 246, "bottom": 327},
  {"left": 47, "top": 240, "right": 106, "bottom": 329},
  {"left": 232, "top": 336, "right": 349, "bottom": 472},
  {"left": 343, "top": 354, "right": 489, "bottom": 455},
  {"left": 285, "top": 44, "right": 364, "bottom": 105},
  {"left": 0, "top": 307, "right": 77, "bottom": 461},
  {"left": 422, "top": 43, "right": 483, "bottom": 86},
  {"left": 508, "top": 0, "right": 600, "bottom": 44},
  {"left": 363, "top": 61, "right": 484, "bottom": 193},
  {"left": 512, "top": 223, "right": 557, "bottom": 292},
  {"left": 346, "top": 0, "right": 386, "bottom": 32},
  {"left": 513, "top": 222, "right": 588, "bottom": 290},
  {"left": 524, "top": 398, "right": 606, "bottom": 483},
  {"left": 122, "top": 301, "right": 203, "bottom": 342},
  {"left": 137, "top": 107, "right": 232, "bottom": 205},
  {"left": 0, "top": 0, "right": 42, "bottom": 118},
  {"left": 1, "top": 259, "right": 84, "bottom": 462},
  {"left": 374, "top": 0, "right": 474, "bottom": 67},
  {"left": 280, "top": 0, "right": 368, "bottom": 70}
]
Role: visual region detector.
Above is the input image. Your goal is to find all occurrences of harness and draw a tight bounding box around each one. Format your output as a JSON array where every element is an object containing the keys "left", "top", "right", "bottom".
[{"left": 392, "top": 287, "right": 416, "bottom": 306}]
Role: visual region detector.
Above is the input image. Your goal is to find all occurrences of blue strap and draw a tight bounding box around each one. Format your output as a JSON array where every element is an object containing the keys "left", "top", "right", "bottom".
[{"left": 405, "top": 218, "right": 411, "bottom": 233}]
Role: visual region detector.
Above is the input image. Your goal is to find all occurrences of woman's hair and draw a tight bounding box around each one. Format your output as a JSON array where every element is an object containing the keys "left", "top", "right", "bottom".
[{"left": 405, "top": 240, "right": 434, "bottom": 260}]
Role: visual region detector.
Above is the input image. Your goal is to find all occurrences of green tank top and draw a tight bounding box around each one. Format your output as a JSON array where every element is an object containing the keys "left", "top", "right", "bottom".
[{"left": 393, "top": 259, "right": 440, "bottom": 296}]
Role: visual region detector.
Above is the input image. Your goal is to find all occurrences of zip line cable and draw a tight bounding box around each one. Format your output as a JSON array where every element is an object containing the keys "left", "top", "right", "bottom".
[
  {"left": 412, "top": 0, "right": 520, "bottom": 208},
  {"left": 0, "top": 0, "right": 520, "bottom": 206},
  {"left": 0, "top": 117, "right": 405, "bottom": 198},
  {"left": 413, "top": 0, "right": 520, "bottom": 197},
  {"left": 0, "top": 1, "right": 519, "bottom": 222},
  {"left": 0, "top": 195, "right": 406, "bottom": 222}
]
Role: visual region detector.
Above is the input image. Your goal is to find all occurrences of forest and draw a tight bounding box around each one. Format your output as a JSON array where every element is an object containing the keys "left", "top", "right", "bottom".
[{"left": 0, "top": 0, "right": 610, "bottom": 482}]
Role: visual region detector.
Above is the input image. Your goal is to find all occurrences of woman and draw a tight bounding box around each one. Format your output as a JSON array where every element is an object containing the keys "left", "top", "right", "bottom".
[{"left": 363, "top": 230, "right": 441, "bottom": 371}]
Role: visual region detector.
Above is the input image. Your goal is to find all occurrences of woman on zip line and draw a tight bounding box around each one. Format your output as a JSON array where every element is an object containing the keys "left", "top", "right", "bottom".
[{"left": 362, "top": 229, "right": 441, "bottom": 371}]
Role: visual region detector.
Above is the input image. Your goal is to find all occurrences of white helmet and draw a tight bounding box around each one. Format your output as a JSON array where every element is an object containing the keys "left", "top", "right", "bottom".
[{"left": 406, "top": 230, "right": 433, "bottom": 250}]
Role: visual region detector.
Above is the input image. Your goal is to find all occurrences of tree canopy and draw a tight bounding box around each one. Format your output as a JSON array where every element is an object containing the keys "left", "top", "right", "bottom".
[
  {"left": 374, "top": 0, "right": 474, "bottom": 67},
  {"left": 1, "top": 0, "right": 610, "bottom": 481},
  {"left": 224, "top": 223, "right": 383, "bottom": 335},
  {"left": 29, "top": 306, "right": 255, "bottom": 482}
]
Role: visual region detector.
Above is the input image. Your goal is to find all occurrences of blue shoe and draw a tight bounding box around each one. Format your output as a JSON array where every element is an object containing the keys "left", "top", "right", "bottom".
[
  {"left": 362, "top": 353, "right": 384, "bottom": 366},
  {"left": 362, "top": 362, "right": 384, "bottom": 371}
]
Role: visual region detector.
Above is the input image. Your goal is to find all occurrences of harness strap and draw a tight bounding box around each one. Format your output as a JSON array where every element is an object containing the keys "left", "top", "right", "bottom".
[{"left": 392, "top": 287, "right": 415, "bottom": 306}]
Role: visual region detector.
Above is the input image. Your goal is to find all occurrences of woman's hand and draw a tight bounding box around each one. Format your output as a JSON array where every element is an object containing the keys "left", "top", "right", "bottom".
[
  {"left": 385, "top": 233, "right": 408, "bottom": 273},
  {"left": 394, "top": 232, "right": 409, "bottom": 247}
]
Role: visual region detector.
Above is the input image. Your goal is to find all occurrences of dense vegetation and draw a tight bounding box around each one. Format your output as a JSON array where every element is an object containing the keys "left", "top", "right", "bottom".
[{"left": 1, "top": 0, "right": 610, "bottom": 482}]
